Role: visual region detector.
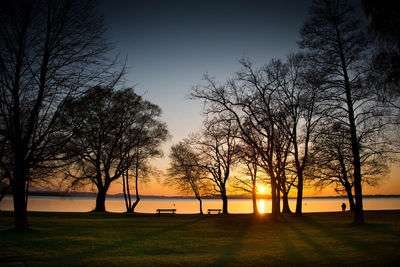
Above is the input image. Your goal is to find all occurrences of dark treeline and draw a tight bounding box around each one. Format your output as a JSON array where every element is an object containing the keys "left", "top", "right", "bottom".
[
  {"left": 1, "top": 0, "right": 399, "bottom": 230},
  {"left": 0, "top": 0, "right": 168, "bottom": 230},
  {"left": 167, "top": 0, "right": 399, "bottom": 224},
  {"left": 59, "top": 86, "right": 168, "bottom": 212}
]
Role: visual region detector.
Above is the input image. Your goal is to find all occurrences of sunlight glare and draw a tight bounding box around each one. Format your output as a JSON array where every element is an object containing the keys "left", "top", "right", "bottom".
[
  {"left": 259, "top": 199, "right": 265, "bottom": 214},
  {"left": 258, "top": 186, "right": 266, "bottom": 194}
]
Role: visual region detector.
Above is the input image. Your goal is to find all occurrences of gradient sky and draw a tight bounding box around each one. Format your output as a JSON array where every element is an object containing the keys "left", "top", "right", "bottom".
[{"left": 97, "top": 0, "right": 400, "bottom": 196}]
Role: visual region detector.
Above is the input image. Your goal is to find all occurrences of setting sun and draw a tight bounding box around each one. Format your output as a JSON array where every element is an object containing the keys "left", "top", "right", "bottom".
[{"left": 258, "top": 186, "right": 266, "bottom": 194}]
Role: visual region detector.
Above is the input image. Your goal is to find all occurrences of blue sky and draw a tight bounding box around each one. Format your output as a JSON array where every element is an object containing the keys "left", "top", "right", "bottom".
[
  {"left": 98, "top": 0, "right": 312, "bottom": 144},
  {"left": 95, "top": 0, "right": 400, "bottom": 196}
]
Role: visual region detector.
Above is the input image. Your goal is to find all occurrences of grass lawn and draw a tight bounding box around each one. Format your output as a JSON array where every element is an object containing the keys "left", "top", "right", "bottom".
[{"left": 1, "top": 210, "right": 400, "bottom": 266}]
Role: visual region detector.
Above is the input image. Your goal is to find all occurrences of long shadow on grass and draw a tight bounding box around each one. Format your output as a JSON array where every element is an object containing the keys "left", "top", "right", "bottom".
[
  {"left": 212, "top": 214, "right": 255, "bottom": 266},
  {"left": 45, "top": 215, "right": 210, "bottom": 265},
  {"left": 286, "top": 216, "right": 392, "bottom": 263},
  {"left": 299, "top": 216, "right": 377, "bottom": 255},
  {"left": 280, "top": 216, "right": 342, "bottom": 265},
  {"left": 276, "top": 223, "right": 308, "bottom": 264}
]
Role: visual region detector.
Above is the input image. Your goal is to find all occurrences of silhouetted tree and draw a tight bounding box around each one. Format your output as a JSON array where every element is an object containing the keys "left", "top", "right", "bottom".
[
  {"left": 122, "top": 152, "right": 150, "bottom": 213},
  {"left": 274, "top": 132, "right": 292, "bottom": 214},
  {"left": 232, "top": 142, "right": 262, "bottom": 214},
  {"left": 0, "top": 140, "right": 11, "bottom": 202},
  {"left": 309, "top": 122, "right": 357, "bottom": 210},
  {"left": 61, "top": 87, "right": 168, "bottom": 212},
  {"left": 192, "top": 68, "right": 284, "bottom": 220},
  {"left": 299, "top": 0, "right": 390, "bottom": 224},
  {"left": 195, "top": 118, "right": 239, "bottom": 214},
  {"left": 121, "top": 117, "right": 168, "bottom": 213},
  {"left": 166, "top": 141, "right": 208, "bottom": 214},
  {"left": 363, "top": 0, "right": 400, "bottom": 107},
  {"left": 264, "top": 54, "right": 324, "bottom": 215},
  {"left": 309, "top": 121, "right": 390, "bottom": 211},
  {"left": 192, "top": 55, "right": 322, "bottom": 219},
  {"left": 0, "top": 0, "right": 115, "bottom": 229}
]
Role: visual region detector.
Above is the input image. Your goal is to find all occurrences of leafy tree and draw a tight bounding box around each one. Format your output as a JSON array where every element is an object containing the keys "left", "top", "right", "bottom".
[
  {"left": 61, "top": 86, "right": 168, "bottom": 212},
  {"left": 0, "top": 0, "right": 115, "bottom": 229},
  {"left": 121, "top": 116, "right": 168, "bottom": 213}
]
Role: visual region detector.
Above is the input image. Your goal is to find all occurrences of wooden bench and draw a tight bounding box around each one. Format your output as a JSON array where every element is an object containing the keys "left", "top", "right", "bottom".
[
  {"left": 156, "top": 209, "right": 176, "bottom": 216},
  {"left": 208, "top": 209, "right": 222, "bottom": 214}
]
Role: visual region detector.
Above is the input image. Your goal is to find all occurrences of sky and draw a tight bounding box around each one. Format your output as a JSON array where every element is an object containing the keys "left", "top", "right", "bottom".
[{"left": 96, "top": 0, "right": 400, "bottom": 197}]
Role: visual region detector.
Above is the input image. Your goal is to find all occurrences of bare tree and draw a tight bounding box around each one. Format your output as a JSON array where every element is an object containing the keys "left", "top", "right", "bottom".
[
  {"left": 310, "top": 123, "right": 356, "bottom": 210},
  {"left": 166, "top": 141, "right": 208, "bottom": 214},
  {"left": 310, "top": 121, "right": 390, "bottom": 211},
  {"left": 194, "top": 118, "right": 239, "bottom": 214},
  {"left": 299, "top": 0, "right": 390, "bottom": 224},
  {"left": 0, "top": 0, "right": 115, "bottom": 229},
  {"left": 274, "top": 132, "right": 293, "bottom": 214},
  {"left": 233, "top": 142, "right": 262, "bottom": 214},
  {"left": 61, "top": 87, "right": 168, "bottom": 212},
  {"left": 270, "top": 54, "right": 325, "bottom": 215},
  {"left": 191, "top": 56, "right": 321, "bottom": 219},
  {"left": 192, "top": 65, "right": 284, "bottom": 220}
]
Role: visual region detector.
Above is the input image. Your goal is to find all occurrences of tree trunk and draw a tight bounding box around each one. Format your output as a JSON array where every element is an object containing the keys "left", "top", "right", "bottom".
[
  {"left": 252, "top": 189, "right": 258, "bottom": 214},
  {"left": 197, "top": 196, "right": 203, "bottom": 214},
  {"left": 131, "top": 197, "right": 140, "bottom": 212},
  {"left": 12, "top": 177, "right": 29, "bottom": 230},
  {"left": 126, "top": 171, "right": 132, "bottom": 210},
  {"left": 342, "top": 175, "right": 356, "bottom": 211},
  {"left": 295, "top": 173, "right": 303, "bottom": 216},
  {"left": 281, "top": 191, "right": 291, "bottom": 214},
  {"left": 122, "top": 173, "right": 129, "bottom": 212},
  {"left": 344, "top": 71, "right": 363, "bottom": 223},
  {"left": 12, "top": 157, "right": 29, "bottom": 230},
  {"left": 344, "top": 186, "right": 356, "bottom": 211},
  {"left": 94, "top": 187, "right": 107, "bottom": 212},
  {"left": 131, "top": 177, "right": 140, "bottom": 213},
  {"left": 277, "top": 176, "right": 281, "bottom": 212},
  {"left": 221, "top": 193, "right": 228, "bottom": 214},
  {"left": 270, "top": 177, "right": 280, "bottom": 221},
  {"left": 345, "top": 80, "right": 364, "bottom": 223},
  {"left": 131, "top": 160, "right": 141, "bottom": 213},
  {"left": 353, "top": 178, "right": 364, "bottom": 223},
  {"left": 336, "top": 26, "right": 364, "bottom": 225},
  {"left": 0, "top": 185, "right": 10, "bottom": 202},
  {"left": 338, "top": 149, "right": 355, "bottom": 211}
]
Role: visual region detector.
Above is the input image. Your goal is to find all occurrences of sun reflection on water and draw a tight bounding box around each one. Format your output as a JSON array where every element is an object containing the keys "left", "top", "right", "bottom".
[
  {"left": 259, "top": 199, "right": 265, "bottom": 214},
  {"left": 1, "top": 195, "right": 399, "bottom": 213}
]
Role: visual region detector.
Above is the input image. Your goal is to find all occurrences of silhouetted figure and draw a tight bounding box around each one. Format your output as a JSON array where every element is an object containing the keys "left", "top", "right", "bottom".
[{"left": 341, "top": 203, "right": 346, "bottom": 212}]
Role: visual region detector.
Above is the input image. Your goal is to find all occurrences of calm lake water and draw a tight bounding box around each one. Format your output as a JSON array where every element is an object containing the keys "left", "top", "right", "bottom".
[{"left": 1, "top": 195, "right": 400, "bottom": 214}]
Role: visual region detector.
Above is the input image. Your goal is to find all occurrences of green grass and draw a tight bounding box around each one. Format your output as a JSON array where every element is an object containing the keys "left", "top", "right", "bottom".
[{"left": 1, "top": 211, "right": 400, "bottom": 266}]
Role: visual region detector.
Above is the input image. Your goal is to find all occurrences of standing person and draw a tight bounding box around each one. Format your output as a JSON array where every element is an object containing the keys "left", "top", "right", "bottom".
[{"left": 341, "top": 203, "right": 347, "bottom": 212}]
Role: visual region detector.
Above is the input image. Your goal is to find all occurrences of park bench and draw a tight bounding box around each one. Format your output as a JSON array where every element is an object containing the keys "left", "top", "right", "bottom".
[
  {"left": 156, "top": 209, "right": 176, "bottom": 216},
  {"left": 208, "top": 209, "right": 222, "bottom": 214}
]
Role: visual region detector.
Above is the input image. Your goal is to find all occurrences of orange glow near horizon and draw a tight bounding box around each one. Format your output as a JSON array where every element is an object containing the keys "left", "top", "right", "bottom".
[
  {"left": 258, "top": 186, "right": 266, "bottom": 194},
  {"left": 103, "top": 162, "right": 400, "bottom": 197}
]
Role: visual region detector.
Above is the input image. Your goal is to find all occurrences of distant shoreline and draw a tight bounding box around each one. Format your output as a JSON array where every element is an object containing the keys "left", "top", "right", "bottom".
[{"left": 3, "top": 192, "right": 400, "bottom": 200}]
